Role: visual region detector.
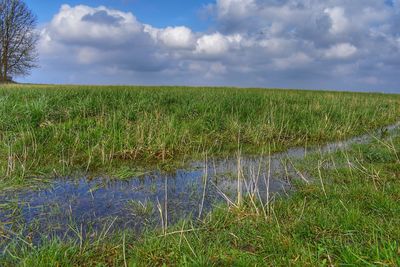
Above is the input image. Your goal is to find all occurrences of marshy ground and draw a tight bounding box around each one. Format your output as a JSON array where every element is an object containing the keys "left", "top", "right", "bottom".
[{"left": 0, "top": 84, "right": 399, "bottom": 266}]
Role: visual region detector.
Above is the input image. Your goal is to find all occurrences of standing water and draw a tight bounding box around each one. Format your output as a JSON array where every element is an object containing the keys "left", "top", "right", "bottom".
[{"left": 0, "top": 122, "right": 399, "bottom": 243}]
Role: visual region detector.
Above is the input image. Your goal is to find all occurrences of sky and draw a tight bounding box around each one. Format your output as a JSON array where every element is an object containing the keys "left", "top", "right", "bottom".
[{"left": 19, "top": 0, "right": 400, "bottom": 93}]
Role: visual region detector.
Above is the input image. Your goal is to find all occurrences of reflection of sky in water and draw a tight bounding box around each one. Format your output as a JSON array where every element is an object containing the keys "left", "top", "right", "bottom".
[
  {"left": 0, "top": 159, "right": 290, "bottom": 242},
  {"left": 0, "top": 122, "right": 398, "bottom": 242}
]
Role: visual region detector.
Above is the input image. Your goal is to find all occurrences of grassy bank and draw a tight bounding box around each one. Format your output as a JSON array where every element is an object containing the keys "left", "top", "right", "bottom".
[
  {"left": 1, "top": 126, "right": 399, "bottom": 266},
  {"left": 0, "top": 84, "right": 399, "bottom": 188}
]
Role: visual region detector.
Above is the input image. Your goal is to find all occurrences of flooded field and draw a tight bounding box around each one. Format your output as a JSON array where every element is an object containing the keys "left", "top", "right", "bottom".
[
  {"left": 0, "top": 122, "right": 399, "bottom": 244},
  {"left": 0, "top": 159, "right": 290, "bottom": 244}
]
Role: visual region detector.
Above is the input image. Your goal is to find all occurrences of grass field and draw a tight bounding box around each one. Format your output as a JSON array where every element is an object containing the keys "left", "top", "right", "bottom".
[
  {"left": 2, "top": 124, "right": 399, "bottom": 266},
  {"left": 0, "top": 84, "right": 399, "bottom": 188},
  {"left": 0, "top": 84, "right": 400, "bottom": 266}
]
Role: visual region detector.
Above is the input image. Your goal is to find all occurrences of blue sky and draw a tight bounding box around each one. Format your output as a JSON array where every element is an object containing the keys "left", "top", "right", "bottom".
[
  {"left": 19, "top": 0, "right": 400, "bottom": 93},
  {"left": 26, "top": 0, "right": 212, "bottom": 30}
]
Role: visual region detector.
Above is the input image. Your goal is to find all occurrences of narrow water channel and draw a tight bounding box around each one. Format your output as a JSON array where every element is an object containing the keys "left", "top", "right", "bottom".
[{"left": 0, "top": 122, "right": 398, "bottom": 244}]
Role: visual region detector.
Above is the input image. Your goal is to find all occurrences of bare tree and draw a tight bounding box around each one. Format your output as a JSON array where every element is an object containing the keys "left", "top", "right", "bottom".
[{"left": 0, "top": 0, "right": 38, "bottom": 82}]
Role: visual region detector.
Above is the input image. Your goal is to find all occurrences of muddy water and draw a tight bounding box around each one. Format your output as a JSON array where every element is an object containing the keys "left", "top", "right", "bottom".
[{"left": 0, "top": 122, "right": 398, "bottom": 242}]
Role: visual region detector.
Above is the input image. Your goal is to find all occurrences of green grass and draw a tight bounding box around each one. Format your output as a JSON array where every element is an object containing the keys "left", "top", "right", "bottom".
[
  {"left": 0, "top": 84, "right": 399, "bottom": 189},
  {"left": 1, "top": 126, "right": 399, "bottom": 266}
]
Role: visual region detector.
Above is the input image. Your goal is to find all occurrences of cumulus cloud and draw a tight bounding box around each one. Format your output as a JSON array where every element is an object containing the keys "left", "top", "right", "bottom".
[
  {"left": 45, "top": 5, "right": 142, "bottom": 45},
  {"left": 324, "top": 7, "right": 349, "bottom": 34},
  {"left": 144, "top": 25, "right": 195, "bottom": 49},
  {"left": 195, "top": 33, "right": 243, "bottom": 57},
  {"left": 217, "top": 0, "right": 255, "bottom": 18},
  {"left": 40, "top": 5, "right": 168, "bottom": 72},
  {"left": 32, "top": 1, "right": 400, "bottom": 92},
  {"left": 324, "top": 43, "right": 357, "bottom": 59}
]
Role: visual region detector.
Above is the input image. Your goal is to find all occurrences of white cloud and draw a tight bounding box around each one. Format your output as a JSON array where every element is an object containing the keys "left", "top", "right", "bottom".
[
  {"left": 195, "top": 33, "right": 229, "bottom": 56},
  {"left": 324, "top": 7, "right": 349, "bottom": 34},
  {"left": 144, "top": 26, "right": 195, "bottom": 49},
  {"left": 324, "top": 43, "right": 358, "bottom": 59},
  {"left": 216, "top": 0, "right": 255, "bottom": 18},
  {"left": 47, "top": 5, "right": 142, "bottom": 45},
  {"left": 159, "top": 27, "right": 194, "bottom": 49},
  {"left": 32, "top": 1, "right": 400, "bottom": 92}
]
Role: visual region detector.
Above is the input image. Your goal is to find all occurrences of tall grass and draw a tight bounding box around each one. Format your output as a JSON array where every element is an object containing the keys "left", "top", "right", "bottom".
[
  {"left": 0, "top": 84, "right": 399, "bottom": 186},
  {"left": 2, "top": 127, "right": 399, "bottom": 266}
]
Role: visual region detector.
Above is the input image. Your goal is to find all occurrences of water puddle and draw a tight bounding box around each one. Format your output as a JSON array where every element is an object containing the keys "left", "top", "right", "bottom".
[{"left": 0, "top": 122, "right": 398, "bottom": 243}]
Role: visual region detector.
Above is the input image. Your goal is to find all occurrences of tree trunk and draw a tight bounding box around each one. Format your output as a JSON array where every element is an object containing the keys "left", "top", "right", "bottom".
[
  {"left": 3, "top": 45, "right": 8, "bottom": 81},
  {"left": 0, "top": 63, "right": 3, "bottom": 81}
]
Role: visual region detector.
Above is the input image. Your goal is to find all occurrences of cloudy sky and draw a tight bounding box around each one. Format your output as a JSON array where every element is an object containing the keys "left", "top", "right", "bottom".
[{"left": 21, "top": 0, "right": 400, "bottom": 93}]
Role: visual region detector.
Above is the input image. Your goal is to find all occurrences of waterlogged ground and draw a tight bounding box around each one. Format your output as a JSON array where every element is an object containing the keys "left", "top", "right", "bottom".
[
  {"left": 0, "top": 159, "right": 290, "bottom": 245},
  {"left": 0, "top": 122, "right": 399, "bottom": 245}
]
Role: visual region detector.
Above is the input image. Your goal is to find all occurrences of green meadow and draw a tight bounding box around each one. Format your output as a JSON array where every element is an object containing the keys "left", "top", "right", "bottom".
[
  {"left": 0, "top": 84, "right": 399, "bottom": 187},
  {"left": 0, "top": 84, "right": 399, "bottom": 266}
]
